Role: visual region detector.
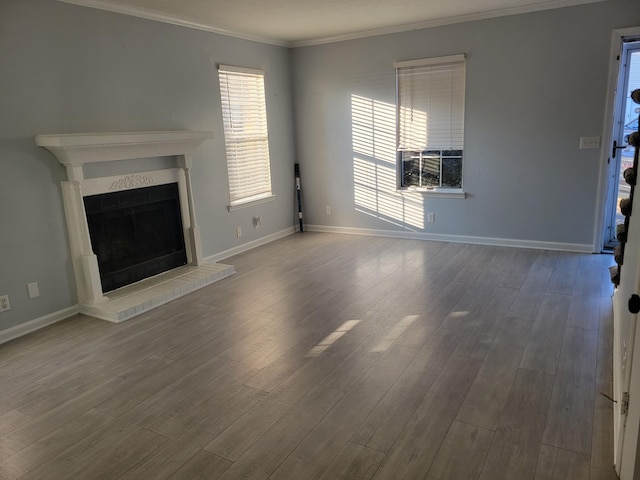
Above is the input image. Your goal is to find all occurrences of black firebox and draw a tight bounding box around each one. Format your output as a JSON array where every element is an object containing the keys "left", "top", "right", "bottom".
[{"left": 84, "top": 183, "right": 188, "bottom": 293}]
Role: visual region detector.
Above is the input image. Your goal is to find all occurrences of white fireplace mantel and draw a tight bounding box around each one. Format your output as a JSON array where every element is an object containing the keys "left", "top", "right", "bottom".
[
  {"left": 36, "top": 131, "right": 214, "bottom": 175},
  {"left": 35, "top": 130, "right": 222, "bottom": 321}
]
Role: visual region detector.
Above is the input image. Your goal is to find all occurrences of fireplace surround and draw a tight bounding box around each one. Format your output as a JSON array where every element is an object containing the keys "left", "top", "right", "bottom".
[{"left": 36, "top": 131, "right": 235, "bottom": 322}]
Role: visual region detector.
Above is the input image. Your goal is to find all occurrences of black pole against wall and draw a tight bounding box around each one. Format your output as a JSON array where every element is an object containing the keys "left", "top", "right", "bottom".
[{"left": 295, "top": 163, "right": 303, "bottom": 232}]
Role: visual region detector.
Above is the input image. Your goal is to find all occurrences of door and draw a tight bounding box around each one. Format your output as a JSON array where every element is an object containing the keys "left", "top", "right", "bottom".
[
  {"left": 617, "top": 203, "right": 640, "bottom": 479},
  {"left": 611, "top": 32, "right": 640, "bottom": 479},
  {"left": 604, "top": 40, "right": 640, "bottom": 248}
]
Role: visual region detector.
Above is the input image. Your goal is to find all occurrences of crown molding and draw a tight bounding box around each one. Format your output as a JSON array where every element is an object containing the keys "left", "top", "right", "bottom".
[
  {"left": 58, "top": 0, "right": 605, "bottom": 49},
  {"left": 57, "top": 0, "right": 291, "bottom": 47},
  {"left": 291, "top": 0, "right": 606, "bottom": 47}
]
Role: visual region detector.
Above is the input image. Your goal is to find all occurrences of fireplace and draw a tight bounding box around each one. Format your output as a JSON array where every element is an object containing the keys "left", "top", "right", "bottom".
[
  {"left": 35, "top": 131, "right": 235, "bottom": 322},
  {"left": 85, "top": 183, "right": 188, "bottom": 292}
]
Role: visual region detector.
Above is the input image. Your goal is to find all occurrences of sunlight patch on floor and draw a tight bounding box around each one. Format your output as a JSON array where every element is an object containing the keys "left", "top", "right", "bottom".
[
  {"left": 371, "top": 314, "right": 419, "bottom": 352},
  {"left": 306, "top": 319, "right": 361, "bottom": 357}
]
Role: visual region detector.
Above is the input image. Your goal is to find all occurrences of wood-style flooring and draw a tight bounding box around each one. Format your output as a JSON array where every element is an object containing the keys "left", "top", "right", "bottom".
[{"left": 0, "top": 233, "right": 619, "bottom": 479}]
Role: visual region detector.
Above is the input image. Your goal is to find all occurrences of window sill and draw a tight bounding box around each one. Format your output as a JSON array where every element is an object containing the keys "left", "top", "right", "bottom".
[
  {"left": 398, "top": 188, "right": 466, "bottom": 199},
  {"left": 228, "top": 194, "right": 276, "bottom": 212}
]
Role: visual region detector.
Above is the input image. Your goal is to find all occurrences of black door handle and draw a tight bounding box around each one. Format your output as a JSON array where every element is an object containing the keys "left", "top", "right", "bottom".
[
  {"left": 613, "top": 140, "right": 627, "bottom": 159},
  {"left": 629, "top": 294, "right": 640, "bottom": 314}
]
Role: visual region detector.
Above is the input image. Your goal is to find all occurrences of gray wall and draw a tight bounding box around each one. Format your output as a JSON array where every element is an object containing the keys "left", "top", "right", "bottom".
[
  {"left": 0, "top": 0, "right": 296, "bottom": 331},
  {"left": 292, "top": 0, "right": 640, "bottom": 247}
]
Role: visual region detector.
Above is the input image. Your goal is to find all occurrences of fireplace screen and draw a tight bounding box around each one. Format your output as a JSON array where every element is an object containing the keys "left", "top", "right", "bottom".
[{"left": 84, "top": 183, "right": 188, "bottom": 293}]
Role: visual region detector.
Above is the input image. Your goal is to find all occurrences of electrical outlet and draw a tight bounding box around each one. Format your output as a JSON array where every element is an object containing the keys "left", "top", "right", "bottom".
[
  {"left": 326, "top": 206, "right": 332, "bottom": 215},
  {"left": 253, "top": 216, "right": 262, "bottom": 228},
  {"left": 236, "top": 226, "right": 242, "bottom": 238},
  {"left": 427, "top": 212, "right": 435, "bottom": 223},
  {"left": 0, "top": 295, "right": 10, "bottom": 312},
  {"left": 27, "top": 282, "right": 40, "bottom": 299}
]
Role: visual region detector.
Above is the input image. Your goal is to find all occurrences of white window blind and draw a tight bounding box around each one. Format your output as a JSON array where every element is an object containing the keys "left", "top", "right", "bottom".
[
  {"left": 396, "top": 55, "right": 465, "bottom": 151},
  {"left": 396, "top": 54, "right": 466, "bottom": 189},
  {"left": 218, "top": 65, "right": 273, "bottom": 206}
]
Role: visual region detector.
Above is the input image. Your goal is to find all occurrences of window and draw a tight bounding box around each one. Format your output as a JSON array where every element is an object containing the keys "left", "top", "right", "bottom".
[
  {"left": 218, "top": 65, "right": 273, "bottom": 210},
  {"left": 396, "top": 54, "right": 466, "bottom": 191}
]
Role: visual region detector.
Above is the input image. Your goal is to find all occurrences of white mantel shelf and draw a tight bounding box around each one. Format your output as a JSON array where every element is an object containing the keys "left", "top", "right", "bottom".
[{"left": 35, "top": 130, "right": 214, "bottom": 166}]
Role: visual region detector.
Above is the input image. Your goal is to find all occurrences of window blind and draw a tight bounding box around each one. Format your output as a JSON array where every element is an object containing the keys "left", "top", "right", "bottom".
[
  {"left": 396, "top": 55, "right": 466, "bottom": 152},
  {"left": 218, "top": 65, "right": 272, "bottom": 205}
]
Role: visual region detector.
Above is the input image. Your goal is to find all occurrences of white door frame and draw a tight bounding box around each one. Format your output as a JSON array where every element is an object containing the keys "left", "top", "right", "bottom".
[
  {"left": 593, "top": 26, "right": 640, "bottom": 253},
  {"left": 601, "top": 26, "right": 640, "bottom": 480}
]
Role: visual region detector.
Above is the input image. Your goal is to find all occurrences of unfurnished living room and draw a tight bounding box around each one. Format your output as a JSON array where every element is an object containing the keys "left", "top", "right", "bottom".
[{"left": 1, "top": 0, "right": 640, "bottom": 479}]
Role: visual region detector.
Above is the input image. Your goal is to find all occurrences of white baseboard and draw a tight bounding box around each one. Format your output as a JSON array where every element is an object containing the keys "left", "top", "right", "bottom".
[
  {"left": 205, "top": 226, "right": 296, "bottom": 263},
  {"left": 305, "top": 224, "right": 594, "bottom": 253},
  {"left": 0, "top": 305, "right": 80, "bottom": 346}
]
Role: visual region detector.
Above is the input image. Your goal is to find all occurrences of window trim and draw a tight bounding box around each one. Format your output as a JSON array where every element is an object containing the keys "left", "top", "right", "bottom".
[
  {"left": 395, "top": 54, "right": 466, "bottom": 195},
  {"left": 397, "top": 187, "right": 466, "bottom": 199},
  {"left": 394, "top": 54, "right": 466, "bottom": 69},
  {"left": 227, "top": 193, "right": 276, "bottom": 212},
  {"left": 219, "top": 64, "right": 263, "bottom": 76}
]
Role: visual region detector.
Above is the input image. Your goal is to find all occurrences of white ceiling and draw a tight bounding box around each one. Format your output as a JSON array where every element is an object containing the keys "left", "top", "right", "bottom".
[{"left": 60, "top": 0, "right": 605, "bottom": 46}]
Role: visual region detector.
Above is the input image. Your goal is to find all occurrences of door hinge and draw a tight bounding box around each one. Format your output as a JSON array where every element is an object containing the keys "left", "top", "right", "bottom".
[{"left": 622, "top": 391, "right": 630, "bottom": 415}]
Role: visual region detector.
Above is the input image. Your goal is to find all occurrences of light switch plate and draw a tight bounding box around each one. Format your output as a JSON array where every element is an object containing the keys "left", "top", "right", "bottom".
[
  {"left": 579, "top": 136, "right": 600, "bottom": 149},
  {"left": 27, "top": 282, "right": 40, "bottom": 299}
]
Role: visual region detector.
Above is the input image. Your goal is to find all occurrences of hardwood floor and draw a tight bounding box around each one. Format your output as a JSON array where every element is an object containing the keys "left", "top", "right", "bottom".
[{"left": 0, "top": 233, "right": 618, "bottom": 479}]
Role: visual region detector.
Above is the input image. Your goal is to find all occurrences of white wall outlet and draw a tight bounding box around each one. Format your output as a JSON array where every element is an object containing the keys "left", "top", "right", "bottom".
[
  {"left": 326, "top": 205, "right": 332, "bottom": 215},
  {"left": 579, "top": 136, "right": 600, "bottom": 149},
  {"left": 0, "top": 295, "right": 10, "bottom": 312},
  {"left": 236, "top": 226, "right": 242, "bottom": 238},
  {"left": 427, "top": 212, "right": 435, "bottom": 223},
  {"left": 27, "top": 282, "right": 40, "bottom": 299},
  {"left": 253, "top": 216, "right": 262, "bottom": 228}
]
